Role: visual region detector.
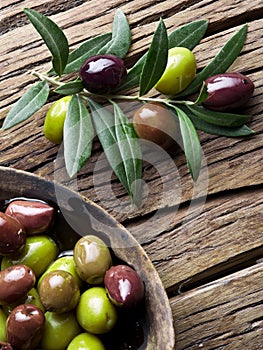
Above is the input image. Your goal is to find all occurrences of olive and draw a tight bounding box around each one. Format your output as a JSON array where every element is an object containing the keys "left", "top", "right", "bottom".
[
  {"left": 38, "top": 255, "right": 83, "bottom": 289},
  {"left": 41, "top": 311, "right": 81, "bottom": 350},
  {"left": 0, "top": 212, "right": 26, "bottom": 255},
  {"left": 104, "top": 265, "right": 145, "bottom": 308},
  {"left": 2, "top": 288, "right": 45, "bottom": 316},
  {"left": 80, "top": 54, "right": 127, "bottom": 94},
  {"left": 203, "top": 72, "right": 255, "bottom": 111},
  {"left": 133, "top": 102, "right": 180, "bottom": 149},
  {"left": 0, "top": 342, "right": 13, "bottom": 350},
  {"left": 43, "top": 96, "right": 72, "bottom": 144},
  {"left": 5, "top": 199, "right": 54, "bottom": 235},
  {"left": 0, "top": 265, "right": 35, "bottom": 306},
  {"left": 73, "top": 235, "right": 112, "bottom": 285},
  {"left": 0, "top": 308, "right": 7, "bottom": 342},
  {"left": 67, "top": 332, "right": 105, "bottom": 350},
  {"left": 6, "top": 304, "right": 45, "bottom": 350},
  {"left": 1, "top": 235, "right": 58, "bottom": 278},
  {"left": 38, "top": 270, "right": 80, "bottom": 313},
  {"left": 76, "top": 287, "right": 117, "bottom": 334},
  {"left": 155, "top": 47, "right": 196, "bottom": 95}
]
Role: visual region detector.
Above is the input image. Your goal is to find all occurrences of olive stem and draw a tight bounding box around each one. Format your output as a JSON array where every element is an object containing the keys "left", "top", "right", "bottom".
[
  {"left": 32, "top": 71, "right": 63, "bottom": 87},
  {"left": 32, "top": 70, "right": 196, "bottom": 107},
  {"left": 105, "top": 94, "right": 195, "bottom": 106}
]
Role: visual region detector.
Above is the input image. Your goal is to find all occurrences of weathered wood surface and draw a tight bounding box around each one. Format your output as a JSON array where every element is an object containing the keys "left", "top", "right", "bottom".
[{"left": 0, "top": 0, "right": 263, "bottom": 349}]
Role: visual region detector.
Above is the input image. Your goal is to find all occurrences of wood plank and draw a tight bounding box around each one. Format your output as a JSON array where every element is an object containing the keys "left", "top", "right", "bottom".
[
  {"left": 171, "top": 262, "right": 263, "bottom": 349},
  {"left": 127, "top": 186, "right": 263, "bottom": 290}
]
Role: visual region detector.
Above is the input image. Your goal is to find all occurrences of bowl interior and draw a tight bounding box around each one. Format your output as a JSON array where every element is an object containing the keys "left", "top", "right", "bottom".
[{"left": 0, "top": 166, "right": 175, "bottom": 350}]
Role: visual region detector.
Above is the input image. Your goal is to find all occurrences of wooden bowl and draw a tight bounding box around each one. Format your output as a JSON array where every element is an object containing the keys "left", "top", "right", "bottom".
[{"left": 0, "top": 166, "right": 175, "bottom": 350}]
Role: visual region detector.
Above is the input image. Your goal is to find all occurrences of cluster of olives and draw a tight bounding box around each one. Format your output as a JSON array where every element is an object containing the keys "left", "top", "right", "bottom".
[
  {"left": 0, "top": 198, "right": 145, "bottom": 350},
  {"left": 43, "top": 48, "right": 254, "bottom": 155}
]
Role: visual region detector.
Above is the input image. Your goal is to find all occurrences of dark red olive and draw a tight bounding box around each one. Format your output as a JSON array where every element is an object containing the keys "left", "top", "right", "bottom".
[
  {"left": 80, "top": 54, "right": 127, "bottom": 94},
  {"left": 6, "top": 304, "right": 45, "bottom": 350},
  {"left": 0, "top": 265, "right": 36, "bottom": 305},
  {"left": 5, "top": 200, "right": 54, "bottom": 235},
  {"left": 0, "top": 342, "right": 13, "bottom": 350},
  {"left": 104, "top": 265, "right": 145, "bottom": 308},
  {"left": 203, "top": 72, "right": 254, "bottom": 111},
  {"left": 0, "top": 212, "right": 26, "bottom": 255}
]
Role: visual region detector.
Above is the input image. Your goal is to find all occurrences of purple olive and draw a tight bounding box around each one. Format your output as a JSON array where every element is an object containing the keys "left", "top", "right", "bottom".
[
  {"left": 0, "top": 212, "right": 26, "bottom": 255},
  {"left": 80, "top": 54, "right": 127, "bottom": 94},
  {"left": 104, "top": 265, "right": 145, "bottom": 308},
  {"left": 5, "top": 200, "right": 54, "bottom": 235},
  {"left": 203, "top": 72, "right": 254, "bottom": 111},
  {"left": 6, "top": 304, "right": 45, "bottom": 350},
  {"left": 0, "top": 265, "right": 36, "bottom": 305}
]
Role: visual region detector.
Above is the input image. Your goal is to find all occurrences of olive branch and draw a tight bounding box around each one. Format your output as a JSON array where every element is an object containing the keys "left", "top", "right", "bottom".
[{"left": 1, "top": 8, "right": 254, "bottom": 205}]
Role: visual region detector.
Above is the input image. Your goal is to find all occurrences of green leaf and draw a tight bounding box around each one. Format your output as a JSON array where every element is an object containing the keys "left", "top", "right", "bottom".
[
  {"left": 98, "top": 9, "right": 131, "bottom": 58},
  {"left": 178, "top": 24, "right": 248, "bottom": 97},
  {"left": 193, "top": 82, "right": 209, "bottom": 104},
  {"left": 54, "top": 80, "right": 84, "bottom": 95},
  {"left": 64, "top": 95, "right": 94, "bottom": 177},
  {"left": 63, "top": 33, "right": 112, "bottom": 74},
  {"left": 117, "top": 20, "right": 208, "bottom": 92},
  {"left": 186, "top": 104, "right": 251, "bottom": 127},
  {"left": 168, "top": 19, "right": 208, "bottom": 50},
  {"left": 112, "top": 101, "right": 142, "bottom": 204},
  {"left": 139, "top": 18, "right": 168, "bottom": 96},
  {"left": 173, "top": 106, "right": 202, "bottom": 181},
  {"left": 2, "top": 81, "right": 49, "bottom": 130},
  {"left": 88, "top": 99, "right": 140, "bottom": 202},
  {"left": 181, "top": 106, "right": 255, "bottom": 137},
  {"left": 23, "top": 8, "right": 69, "bottom": 76},
  {"left": 116, "top": 54, "right": 146, "bottom": 92}
]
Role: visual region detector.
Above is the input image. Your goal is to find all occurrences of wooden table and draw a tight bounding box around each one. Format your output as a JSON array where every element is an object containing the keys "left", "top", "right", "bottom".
[{"left": 1, "top": 1, "right": 263, "bottom": 348}]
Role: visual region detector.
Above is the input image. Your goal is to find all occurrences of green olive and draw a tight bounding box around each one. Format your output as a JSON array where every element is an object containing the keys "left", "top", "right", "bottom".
[
  {"left": 155, "top": 47, "right": 196, "bottom": 95},
  {"left": 1, "top": 235, "right": 58, "bottom": 278},
  {"left": 41, "top": 311, "right": 81, "bottom": 350},
  {"left": 43, "top": 95, "right": 71, "bottom": 144},
  {"left": 38, "top": 255, "right": 83, "bottom": 289},
  {"left": 67, "top": 332, "right": 105, "bottom": 350},
  {"left": 0, "top": 308, "right": 7, "bottom": 342},
  {"left": 76, "top": 287, "right": 117, "bottom": 334},
  {"left": 73, "top": 235, "right": 112, "bottom": 285}
]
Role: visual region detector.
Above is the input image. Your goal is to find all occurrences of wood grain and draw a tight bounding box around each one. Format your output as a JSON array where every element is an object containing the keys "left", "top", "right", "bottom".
[
  {"left": 171, "top": 262, "right": 263, "bottom": 349},
  {"left": 0, "top": 1, "right": 262, "bottom": 348}
]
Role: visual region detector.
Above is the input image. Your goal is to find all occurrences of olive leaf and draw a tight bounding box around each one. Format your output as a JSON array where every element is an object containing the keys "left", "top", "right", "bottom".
[
  {"left": 2, "top": 81, "right": 49, "bottom": 130},
  {"left": 118, "top": 20, "right": 207, "bottom": 93},
  {"left": 54, "top": 80, "right": 84, "bottom": 95},
  {"left": 98, "top": 9, "right": 131, "bottom": 58},
  {"left": 168, "top": 19, "right": 208, "bottom": 50},
  {"left": 63, "top": 33, "right": 112, "bottom": 74},
  {"left": 139, "top": 18, "right": 168, "bottom": 96},
  {"left": 116, "top": 54, "right": 146, "bottom": 92},
  {"left": 88, "top": 98, "right": 141, "bottom": 201},
  {"left": 186, "top": 104, "right": 251, "bottom": 127},
  {"left": 178, "top": 24, "right": 248, "bottom": 97},
  {"left": 64, "top": 95, "right": 94, "bottom": 177},
  {"left": 189, "top": 114, "right": 254, "bottom": 137},
  {"left": 23, "top": 8, "right": 69, "bottom": 76},
  {"left": 193, "top": 82, "right": 209, "bottom": 104},
  {"left": 172, "top": 106, "right": 202, "bottom": 181},
  {"left": 180, "top": 105, "right": 254, "bottom": 137},
  {"left": 112, "top": 101, "right": 142, "bottom": 204}
]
